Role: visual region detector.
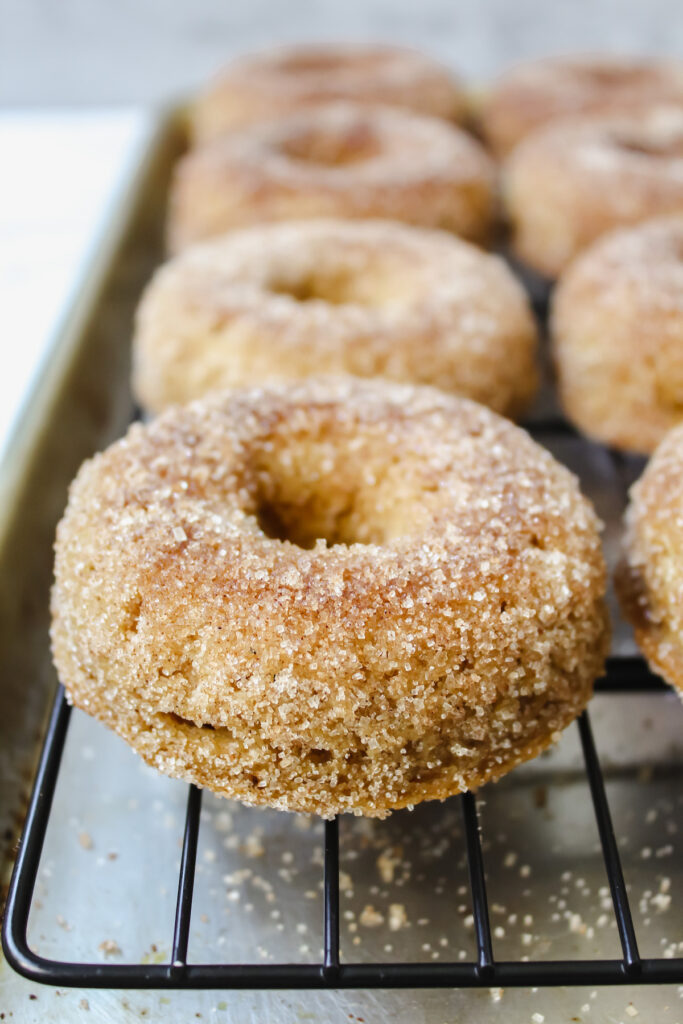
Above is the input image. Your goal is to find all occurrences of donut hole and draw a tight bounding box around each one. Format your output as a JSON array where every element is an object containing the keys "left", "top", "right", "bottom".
[
  {"left": 267, "top": 264, "right": 406, "bottom": 308},
  {"left": 249, "top": 440, "right": 425, "bottom": 548},
  {"left": 581, "top": 65, "right": 648, "bottom": 87},
  {"left": 655, "top": 359, "right": 683, "bottom": 412},
  {"left": 253, "top": 486, "right": 389, "bottom": 548},
  {"left": 278, "top": 124, "right": 382, "bottom": 166},
  {"left": 275, "top": 52, "right": 366, "bottom": 75},
  {"left": 268, "top": 268, "right": 364, "bottom": 305},
  {"left": 611, "top": 131, "right": 683, "bottom": 158}
]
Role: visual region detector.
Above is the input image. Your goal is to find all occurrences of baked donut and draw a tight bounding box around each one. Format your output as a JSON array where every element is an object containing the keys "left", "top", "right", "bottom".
[
  {"left": 504, "top": 105, "right": 683, "bottom": 277},
  {"left": 552, "top": 216, "right": 683, "bottom": 454},
  {"left": 618, "top": 422, "right": 683, "bottom": 695},
  {"left": 51, "top": 378, "right": 609, "bottom": 819},
  {"left": 133, "top": 219, "right": 538, "bottom": 417},
  {"left": 192, "top": 44, "right": 468, "bottom": 144},
  {"left": 167, "top": 102, "right": 497, "bottom": 253},
  {"left": 479, "top": 55, "right": 683, "bottom": 157}
]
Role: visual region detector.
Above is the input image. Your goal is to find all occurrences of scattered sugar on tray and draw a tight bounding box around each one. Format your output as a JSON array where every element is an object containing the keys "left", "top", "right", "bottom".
[
  {"left": 98, "top": 939, "right": 122, "bottom": 957},
  {"left": 76, "top": 830, "right": 94, "bottom": 851},
  {"left": 242, "top": 834, "right": 264, "bottom": 858},
  {"left": 651, "top": 892, "right": 672, "bottom": 912},
  {"left": 339, "top": 870, "right": 353, "bottom": 893}
]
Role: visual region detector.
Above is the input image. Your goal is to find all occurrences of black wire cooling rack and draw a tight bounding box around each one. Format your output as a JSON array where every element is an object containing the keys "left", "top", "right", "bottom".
[{"left": 3, "top": 656, "right": 683, "bottom": 990}]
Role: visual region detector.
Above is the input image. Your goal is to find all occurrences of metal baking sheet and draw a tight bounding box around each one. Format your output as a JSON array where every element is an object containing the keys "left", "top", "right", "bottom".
[{"left": 1, "top": 111, "right": 682, "bottom": 1024}]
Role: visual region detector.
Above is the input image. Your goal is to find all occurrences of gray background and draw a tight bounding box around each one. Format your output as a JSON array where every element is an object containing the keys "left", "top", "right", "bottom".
[{"left": 2, "top": 0, "right": 683, "bottom": 106}]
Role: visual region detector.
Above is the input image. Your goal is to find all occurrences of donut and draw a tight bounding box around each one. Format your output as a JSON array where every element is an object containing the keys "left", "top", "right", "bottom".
[
  {"left": 478, "top": 55, "right": 683, "bottom": 157},
  {"left": 51, "top": 377, "right": 609, "bottom": 819},
  {"left": 167, "top": 102, "right": 497, "bottom": 253},
  {"left": 192, "top": 44, "right": 468, "bottom": 144},
  {"left": 133, "top": 219, "right": 538, "bottom": 417},
  {"left": 618, "top": 422, "right": 683, "bottom": 695},
  {"left": 552, "top": 216, "right": 683, "bottom": 454},
  {"left": 504, "top": 105, "right": 683, "bottom": 277}
]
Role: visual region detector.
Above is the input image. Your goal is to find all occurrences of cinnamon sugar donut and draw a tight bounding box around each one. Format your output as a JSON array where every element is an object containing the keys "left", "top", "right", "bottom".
[
  {"left": 552, "top": 216, "right": 683, "bottom": 454},
  {"left": 51, "top": 378, "right": 608, "bottom": 819},
  {"left": 133, "top": 219, "right": 538, "bottom": 417},
  {"left": 167, "top": 102, "right": 497, "bottom": 253},
  {"left": 479, "top": 55, "right": 683, "bottom": 158},
  {"left": 618, "top": 422, "right": 683, "bottom": 695},
  {"left": 504, "top": 106, "right": 683, "bottom": 277},
  {"left": 192, "top": 44, "right": 467, "bottom": 144}
]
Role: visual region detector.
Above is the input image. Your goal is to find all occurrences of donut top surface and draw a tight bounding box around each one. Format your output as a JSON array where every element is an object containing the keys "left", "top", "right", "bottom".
[
  {"left": 168, "top": 101, "right": 497, "bottom": 251},
  {"left": 192, "top": 44, "right": 467, "bottom": 142},
  {"left": 53, "top": 379, "right": 605, "bottom": 717},
  {"left": 555, "top": 214, "right": 683, "bottom": 315},
  {"left": 480, "top": 54, "right": 683, "bottom": 156},
  {"left": 180, "top": 101, "right": 493, "bottom": 189},
  {"left": 509, "top": 104, "right": 683, "bottom": 181}
]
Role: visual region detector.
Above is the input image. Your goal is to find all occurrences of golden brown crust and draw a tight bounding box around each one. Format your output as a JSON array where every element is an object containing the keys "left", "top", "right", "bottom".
[
  {"left": 192, "top": 44, "right": 468, "bottom": 143},
  {"left": 51, "top": 378, "right": 608, "bottom": 818},
  {"left": 133, "top": 219, "right": 538, "bottom": 417},
  {"left": 504, "top": 106, "right": 683, "bottom": 277},
  {"left": 551, "top": 216, "right": 683, "bottom": 454},
  {"left": 618, "top": 422, "right": 683, "bottom": 695},
  {"left": 479, "top": 55, "right": 683, "bottom": 158},
  {"left": 167, "top": 102, "right": 497, "bottom": 253}
]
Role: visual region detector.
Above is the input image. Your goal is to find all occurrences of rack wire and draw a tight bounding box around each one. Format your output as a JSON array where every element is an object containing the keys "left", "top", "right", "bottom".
[{"left": 3, "top": 655, "right": 683, "bottom": 990}]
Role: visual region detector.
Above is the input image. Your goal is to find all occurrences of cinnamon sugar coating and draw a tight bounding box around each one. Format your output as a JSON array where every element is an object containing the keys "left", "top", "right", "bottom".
[
  {"left": 504, "top": 106, "right": 683, "bottom": 277},
  {"left": 192, "top": 44, "right": 468, "bottom": 144},
  {"left": 479, "top": 55, "right": 683, "bottom": 158},
  {"left": 618, "top": 422, "right": 683, "bottom": 696},
  {"left": 133, "top": 219, "right": 538, "bottom": 417},
  {"left": 552, "top": 216, "right": 683, "bottom": 454},
  {"left": 51, "top": 378, "right": 609, "bottom": 818},
  {"left": 167, "top": 102, "right": 497, "bottom": 253}
]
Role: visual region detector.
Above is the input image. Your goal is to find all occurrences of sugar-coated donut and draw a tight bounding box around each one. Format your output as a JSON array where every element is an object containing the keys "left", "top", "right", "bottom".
[
  {"left": 167, "top": 102, "right": 497, "bottom": 253},
  {"left": 133, "top": 219, "right": 538, "bottom": 417},
  {"left": 479, "top": 55, "right": 683, "bottom": 157},
  {"left": 192, "top": 44, "right": 468, "bottom": 143},
  {"left": 552, "top": 216, "right": 683, "bottom": 454},
  {"left": 618, "top": 422, "right": 683, "bottom": 695},
  {"left": 51, "top": 378, "right": 609, "bottom": 818},
  {"left": 504, "top": 106, "right": 683, "bottom": 277}
]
